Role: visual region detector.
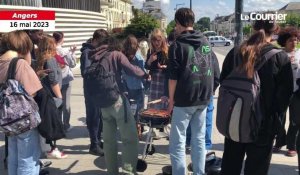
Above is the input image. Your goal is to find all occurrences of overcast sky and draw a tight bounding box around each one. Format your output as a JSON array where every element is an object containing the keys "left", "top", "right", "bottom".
[{"left": 132, "top": 0, "right": 300, "bottom": 22}]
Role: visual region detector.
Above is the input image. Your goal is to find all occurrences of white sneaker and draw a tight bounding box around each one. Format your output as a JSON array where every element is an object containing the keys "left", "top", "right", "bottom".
[{"left": 47, "top": 148, "right": 68, "bottom": 159}]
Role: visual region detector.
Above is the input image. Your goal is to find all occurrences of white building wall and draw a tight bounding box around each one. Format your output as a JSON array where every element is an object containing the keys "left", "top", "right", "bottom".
[{"left": 0, "top": 5, "right": 107, "bottom": 57}]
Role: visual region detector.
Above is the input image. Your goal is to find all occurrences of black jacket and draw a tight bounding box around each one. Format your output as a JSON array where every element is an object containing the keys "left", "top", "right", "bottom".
[
  {"left": 220, "top": 44, "right": 293, "bottom": 140},
  {"left": 80, "top": 41, "right": 94, "bottom": 76},
  {"left": 168, "top": 30, "right": 215, "bottom": 107}
]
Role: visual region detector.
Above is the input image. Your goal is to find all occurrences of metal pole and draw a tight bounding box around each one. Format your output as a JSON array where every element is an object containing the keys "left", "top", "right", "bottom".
[
  {"left": 190, "top": 0, "right": 192, "bottom": 10},
  {"left": 174, "top": 3, "right": 185, "bottom": 11},
  {"left": 234, "top": 0, "right": 243, "bottom": 46}
]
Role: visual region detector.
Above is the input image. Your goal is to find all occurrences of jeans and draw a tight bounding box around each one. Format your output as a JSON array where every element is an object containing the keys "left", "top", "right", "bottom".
[
  {"left": 186, "top": 96, "right": 214, "bottom": 149},
  {"left": 128, "top": 88, "right": 144, "bottom": 121},
  {"left": 170, "top": 105, "right": 207, "bottom": 175},
  {"left": 101, "top": 96, "right": 138, "bottom": 175},
  {"left": 84, "top": 80, "right": 103, "bottom": 146},
  {"left": 8, "top": 128, "right": 41, "bottom": 175},
  {"left": 62, "top": 83, "right": 72, "bottom": 130}
]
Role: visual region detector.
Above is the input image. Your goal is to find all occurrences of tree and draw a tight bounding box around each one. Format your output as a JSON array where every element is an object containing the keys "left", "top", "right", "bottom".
[
  {"left": 243, "top": 24, "right": 251, "bottom": 36},
  {"left": 280, "top": 13, "right": 300, "bottom": 28},
  {"left": 166, "top": 20, "right": 176, "bottom": 35},
  {"left": 196, "top": 17, "right": 210, "bottom": 31},
  {"left": 124, "top": 9, "right": 160, "bottom": 38}
]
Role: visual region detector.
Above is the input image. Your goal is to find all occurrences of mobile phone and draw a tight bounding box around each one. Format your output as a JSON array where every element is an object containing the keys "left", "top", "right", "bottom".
[{"left": 45, "top": 69, "right": 53, "bottom": 73}]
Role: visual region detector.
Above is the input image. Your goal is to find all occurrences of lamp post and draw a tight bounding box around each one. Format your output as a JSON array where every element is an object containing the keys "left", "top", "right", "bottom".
[
  {"left": 235, "top": 0, "right": 243, "bottom": 46},
  {"left": 174, "top": 3, "right": 185, "bottom": 11},
  {"left": 190, "top": 0, "right": 192, "bottom": 10}
]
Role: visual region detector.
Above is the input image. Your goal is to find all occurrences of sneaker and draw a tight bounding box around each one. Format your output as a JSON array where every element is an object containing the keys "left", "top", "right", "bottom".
[
  {"left": 89, "top": 145, "right": 104, "bottom": 156},
  {"left": 47, "top": 148, "right": 68, "bottom": 159},
  {"left": 99, "top": 141, "right": 104, "bottom": 149},
  {"left": 65, "top": 125, "right": 74, "bottom": 132},
  {"left": 40, "top": 160, "right": 52, "bottom": 169},
  {"left": 272, "top": 146, "right": 281, "bottom": 153},
  {"left": 286, "top": 150, "right": 297, "bottom": 157}
]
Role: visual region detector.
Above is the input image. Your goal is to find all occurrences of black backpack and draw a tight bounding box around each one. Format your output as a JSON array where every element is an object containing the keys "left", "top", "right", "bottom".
[
  {"left": 216, "top": 49, "right": 281, "bottom": 143},
  {"left": 85, "top": 51, "right": 120, "bottom": 108},
  {"left": 35, "top": 86, "right": 65, "bottom": 141}
]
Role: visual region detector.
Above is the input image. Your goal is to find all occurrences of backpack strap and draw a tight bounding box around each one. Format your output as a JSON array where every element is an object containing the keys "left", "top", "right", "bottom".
[
  {"left": 6, "top": 57, "right": 20, "bottom": 80},
  {"left": 255, "top": 49, "right": 282, "bottom": 71}
]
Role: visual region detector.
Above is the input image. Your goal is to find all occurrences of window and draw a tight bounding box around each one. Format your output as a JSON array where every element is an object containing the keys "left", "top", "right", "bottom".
[{"left": 214, "top": 37, "right": 219, "bottom": 40}]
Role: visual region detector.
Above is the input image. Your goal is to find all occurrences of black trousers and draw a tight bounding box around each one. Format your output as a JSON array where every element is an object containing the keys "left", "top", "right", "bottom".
[{"left": 221, "top": 137, "right": 274, "bottom": 175}]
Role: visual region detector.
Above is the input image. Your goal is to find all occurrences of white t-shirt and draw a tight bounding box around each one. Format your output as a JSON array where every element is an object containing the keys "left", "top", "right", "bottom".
[{"left": 288, "top": 49, "right": 300, "bottom": 92}]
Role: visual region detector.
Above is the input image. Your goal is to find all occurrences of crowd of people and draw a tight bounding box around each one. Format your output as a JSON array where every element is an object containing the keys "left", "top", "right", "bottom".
[{"left": 0, "top": 7, "right": 300, "bottom": 175}]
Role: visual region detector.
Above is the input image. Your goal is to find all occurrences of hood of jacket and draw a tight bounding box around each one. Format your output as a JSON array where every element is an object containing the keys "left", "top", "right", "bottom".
[
  {"left": 89, "top": 45, "right": 108, "bottom": 61},
  {"left": 80, "top": 42, "right": 94, "bottom": 52},
  {"left": 176, "top": 30, "right": 208, "bottom": 49}
]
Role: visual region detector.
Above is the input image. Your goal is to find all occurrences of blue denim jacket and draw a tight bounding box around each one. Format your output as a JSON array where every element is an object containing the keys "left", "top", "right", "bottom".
[{"left": 123, "top": 53, "right": 146, "bottom": 90}]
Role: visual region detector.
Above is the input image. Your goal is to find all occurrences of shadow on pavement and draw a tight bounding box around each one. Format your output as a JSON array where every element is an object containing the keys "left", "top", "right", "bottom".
[
  {"left": 64, "top": 126, "right": 89, "bottom": 140},
  {"left": 48, "top": 160, "right": 107, "bottom": 175}
]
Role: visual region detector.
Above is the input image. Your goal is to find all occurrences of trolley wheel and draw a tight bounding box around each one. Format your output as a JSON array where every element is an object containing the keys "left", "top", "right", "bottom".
[{"left": 146, "top": 144, "right": 155, "bottom": 155}]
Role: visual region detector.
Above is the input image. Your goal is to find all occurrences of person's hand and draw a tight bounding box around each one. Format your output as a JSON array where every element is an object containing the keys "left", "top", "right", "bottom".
[
  {"left": 161, "top": 96, "right": 168, "bottom": 103},
  {"left": 70, "top": 45, "right": 77, "bottom": 53},
  {"left": 147, "top": 74, "right": 151, "bottom": 81},
  {"left": 36, "top": 69, "right": 51, "bottom": 78},
  {"left": 167, "top": 99, "right": 174, "bottom": 115},
  {"left": 157, "top": 62, "right": 167, "bottom": 69},
  {"left": 148, "top": 53, "right": 157, "bottom": 65}
]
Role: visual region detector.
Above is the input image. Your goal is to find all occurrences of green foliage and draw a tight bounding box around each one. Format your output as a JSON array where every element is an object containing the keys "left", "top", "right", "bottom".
[
  {"left": 166, "top": 20, "right": 176, "bottom": 35},
  {"left": 243, "top": 25, "right": 252, "bottom": 36},
  {"left": 196, "top": 17, "right": 210, "bottom": 32},
  {"left": 124, "top": 9, "right": 160, "bottom": 38},
  {"left": 280, "top": 13, "right": 300, "bottom": 28}
]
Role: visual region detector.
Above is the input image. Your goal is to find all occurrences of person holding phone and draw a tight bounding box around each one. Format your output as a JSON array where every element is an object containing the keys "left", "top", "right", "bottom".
[{"left": 145, "top": 28, "right": 169, "bottom": 110}]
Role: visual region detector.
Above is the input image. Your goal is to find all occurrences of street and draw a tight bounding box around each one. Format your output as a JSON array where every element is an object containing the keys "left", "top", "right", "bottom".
[{"left": 212, "top": 45, "right": 233, "bottom": 57}]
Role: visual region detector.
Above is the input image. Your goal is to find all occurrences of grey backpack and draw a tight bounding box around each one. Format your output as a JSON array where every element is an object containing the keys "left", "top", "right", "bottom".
[
  {"left": 216, "top": 49, "right": 281, "bottom": 143},
  {"left": 0, "top": 58, "right": 41, "bottom": 136}
]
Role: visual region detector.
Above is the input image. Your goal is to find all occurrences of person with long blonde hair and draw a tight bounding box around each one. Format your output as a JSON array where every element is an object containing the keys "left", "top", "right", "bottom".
[
  {"left": 145, "top": 28, "right": 169, "bottom": 109},
  {"left": 36, "top": 35, "right": 67, "bottom": 159}
]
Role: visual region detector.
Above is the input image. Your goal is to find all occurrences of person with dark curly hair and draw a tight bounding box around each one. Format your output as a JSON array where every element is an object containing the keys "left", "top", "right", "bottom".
[{"left": 273, "top": 27, "right": 300, "bottom": 158}]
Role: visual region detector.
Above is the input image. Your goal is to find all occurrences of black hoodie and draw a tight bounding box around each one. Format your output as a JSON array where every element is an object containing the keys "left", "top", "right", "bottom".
[
  {"left": 80, "top": 41, "right": 94, "bottom": 76},
  {"left": 168, "top": 30, "right": 216, "bottom": 107}
]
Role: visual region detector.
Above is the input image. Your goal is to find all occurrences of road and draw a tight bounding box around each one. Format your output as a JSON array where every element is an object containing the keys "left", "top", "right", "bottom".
[{"left": 212, "top": 45, "right": 233, "bottom": 57}]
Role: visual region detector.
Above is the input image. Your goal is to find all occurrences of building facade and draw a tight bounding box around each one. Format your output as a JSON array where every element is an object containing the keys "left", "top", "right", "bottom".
[
  {"left": 142, "top": 0, "right": 167, "bottom": 31},
  {"left": 100, "top": 0, "right": 133, "bottom": 31}
]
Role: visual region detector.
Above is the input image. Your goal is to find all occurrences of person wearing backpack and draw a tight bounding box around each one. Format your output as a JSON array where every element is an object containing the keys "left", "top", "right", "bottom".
[
  {"left": 85, "top": 36, "right": 149, "bottom": 175},
  {"left": 80, "top": 29, "right": 109, "bottom": 156},
  {"left": 0, "top": 30, "right": 42, "bottom": 175},
  {"left": 218, "top": 19, "right": 293, "bottom": 175},
  {"left": 36, "top": 35, "right": 67, "bottom": 159},
  {"left": 167, "top": 8, "right": 216, "bottom": 175}
]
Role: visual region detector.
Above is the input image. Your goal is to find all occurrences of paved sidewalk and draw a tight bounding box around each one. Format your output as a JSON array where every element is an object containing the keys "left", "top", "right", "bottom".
[{"left": 0, "top": 52, "right": 298, "bottom": 174}]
